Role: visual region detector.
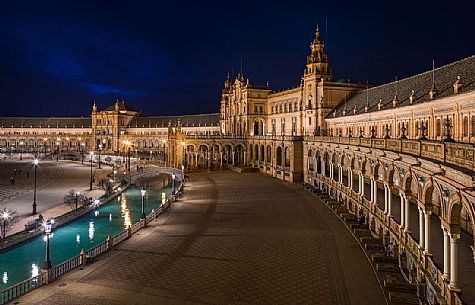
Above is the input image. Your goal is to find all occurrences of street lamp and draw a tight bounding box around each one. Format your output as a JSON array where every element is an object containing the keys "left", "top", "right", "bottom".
[
  {"left": 162, "top": 139, "right": 167, "bottom": 167},
  {"left": 89, "top": 151, "right": 94, "bottom": 191},
  {"left": 1, "top": 211, "right": 11, "bottom": 240},
  {"left": 171, "top": 173, "right": 176, "bottom": 195},
  {"left": 98, "top": 144, "right": 102, "bottom": 169},
  {"left": 81, "top": 142, "right": 85, "bottom": 164},
  {"left": 140, "top": 187, "right": 146, "bottom": 220},
  {"left": 32, "top": 159, "right": 39, "bottom": 215},
  {"left": 181, "top": 164, "right": 185, "bottom": 181},
  {"left": 55, "top": 141, "right": 60, "bottom": 161},
  {"left": 43, "top": 138, "right": 47, "bottom": 157},
  {"left": 181, "top": 141, "right": 186, "bottom": 168},
  {"left": 75, "top": 191, "right": 80, "bottom": 211},
  {"left": 19, "top": 141, "right": 24, "bottom": 160},
  {"left": 43, "top": 219, "right": 54, "bottom": 269}
]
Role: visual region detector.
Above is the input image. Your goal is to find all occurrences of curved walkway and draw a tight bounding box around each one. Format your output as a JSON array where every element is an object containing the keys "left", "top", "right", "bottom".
[{"left": 17, "top": 171, "right": 385, "bottom": 305}]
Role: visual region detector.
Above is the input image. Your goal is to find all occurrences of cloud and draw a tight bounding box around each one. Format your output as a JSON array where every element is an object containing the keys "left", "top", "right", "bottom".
[{"left": 82, "top": 82, "right": 150, "bottom": 97}]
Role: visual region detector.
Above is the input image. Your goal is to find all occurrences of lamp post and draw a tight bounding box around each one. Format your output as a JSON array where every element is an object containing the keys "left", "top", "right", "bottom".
[
  {"left": 19, "top": 141, "right": 24, "bottom": 160},
  {"left": 43, "top": 138, "right": 47, "bottom": 157},
  {"left": 75, "top": 191, "right": 80, "bottom": 211},
  {"left": 98, "top": 144, "right": 102, "bottom": 169},
  {"left": 89, "top": 151, "right": 94, "bottom": 191},
  {"left": 43, "top": 219, "right": 54, "bottom": 269},
  {"left": 81, "top": 142, "right": 85, "bottom": 164},
  {"left": 32, "top": 159, "right": 39, "bottom": 215},
  {"left": 1, "top": 211, "right": 10, "bottom": 240},
  {"left": 162, "top": 139, "right": 167, "bottom": 167},
  {"left": 55, "top": 141, "right": 60, "bottom": 161},
  {"left": 181, "top": 164, "right": 185, "bottom": 182},
  {"left": 140, "top": 187, "right": 146, "bottom": 220},
  {"left": 181, "top": 141, "right": 186, "bottom": 169},
  {"left": 171, "top": 173, "right": 176, "bottom": 196}
]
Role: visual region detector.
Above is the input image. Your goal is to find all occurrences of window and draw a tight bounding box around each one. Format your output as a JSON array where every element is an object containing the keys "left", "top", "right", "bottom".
[{"left": 309, "top": 117, "right": 312, "bottom": 125}]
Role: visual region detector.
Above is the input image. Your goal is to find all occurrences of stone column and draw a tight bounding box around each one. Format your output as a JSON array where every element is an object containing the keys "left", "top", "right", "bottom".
[
  {"left": 449, "top": 233, "right": 460, "bottom": 290},
  {"left": 360, "top": 174, "right": 365, "bottom": 196},
  {"left": 373, "top": 179, "right": 378, "bottom": 205},
  {"left": 339, "top": 166, "right": 343, "bottom": 184},
  {"left": 384, "top": 185, "right": 388, "bottom": 214},
  {"left": 404, "top": 195, "right": 410, "bottom": 232},
  {"left": 442, "top": 227, "right": 450, "bottom": 280},
  {"left": 387, "top": 186, "right": 392, "bottom": 216},
  {"left": 370, "top": 178, "right": 374, "bottom": 203},
  {"left": 418, "top": 207, "right": 425, "bottom": 249},
  {"left": 400, "top": 194, "right": 405, "bottom": 228},
  {"left": 424, "top": 210, "right": 431, "bottom": 254}
]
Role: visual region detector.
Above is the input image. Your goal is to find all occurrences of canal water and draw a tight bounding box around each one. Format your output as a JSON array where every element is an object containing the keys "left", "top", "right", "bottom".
[{"left": 0, "top": 174, "right": 172, "bottom": 289}]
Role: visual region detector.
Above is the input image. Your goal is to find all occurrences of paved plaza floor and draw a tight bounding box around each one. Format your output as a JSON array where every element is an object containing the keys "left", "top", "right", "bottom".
[
  {"left": 17, "top": 171, "right": 386, "bottom": 305},
  {"left": 0, "top": 159, "right": 109, "bottom": 236}
]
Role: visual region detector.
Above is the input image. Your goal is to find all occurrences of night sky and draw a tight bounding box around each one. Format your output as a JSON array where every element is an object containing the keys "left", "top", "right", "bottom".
[{"left": 1, "top": 0, "right": 474, "bottom": 117}]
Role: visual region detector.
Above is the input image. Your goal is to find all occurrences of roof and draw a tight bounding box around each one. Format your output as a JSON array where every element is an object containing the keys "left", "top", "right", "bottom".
[
  {"left": 128, "top": 113, "right": 220, "bottom": 128},
  {"left": 329, "top": 55, "right": 475, "bottom": 118},
  {"left": 0, "top": 117, "right": 91, "bottom": 128},
  {"left": 104, "top": 101, "right": 138, "bottom": 112}
]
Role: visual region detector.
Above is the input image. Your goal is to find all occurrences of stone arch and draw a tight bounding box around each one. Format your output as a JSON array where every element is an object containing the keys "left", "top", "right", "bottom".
[
  {"left": 284, "top": 146, "right": 291, "bottom": 168},
  {"left": 422, "top": 180, "right": 445, "bottom": 218},
  {"left": 276, "top": 146, "right": 283, "bottom": 167},
  {"left": 266, "top": 145, "right": 272, "bottom": 165},
  {"left": 447, "top": 192, "right": 464, "bottom": 226},
  {"left": 260, "top": 144, "right": 265, "bottom": 162}
]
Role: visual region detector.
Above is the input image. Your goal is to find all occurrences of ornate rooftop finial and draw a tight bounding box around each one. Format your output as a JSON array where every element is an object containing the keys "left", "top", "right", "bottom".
[
  {"left": 454, "top": 75, "right": 464, "bottom": 94},
  {"left": 409, "top": 90, "right": 416, "bottom": 104},
  {"left": 92, "top": 100, "right": 97, "bottom": 113},
  {"left": 378, "top": 99, "right": 383, "bottom": 110}
]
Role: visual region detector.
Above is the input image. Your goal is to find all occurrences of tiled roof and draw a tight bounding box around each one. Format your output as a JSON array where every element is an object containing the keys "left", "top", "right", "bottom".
[
  {"left": 128, "top": 113, "right": 220, "bottom": 128},
  {"left": 329, "top": 55, "right": 475, "bottom": 118},
  {"left": 0, "top": 117, "right": 91, "bottom": 128},
  {"left": 104, "top": 101, "right": 138, "bottom": 112}
]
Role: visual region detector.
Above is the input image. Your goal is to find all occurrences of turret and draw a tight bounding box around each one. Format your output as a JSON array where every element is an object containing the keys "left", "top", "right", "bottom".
[{"left": 305, "top": 24, "right": 331, "bottom": 80}]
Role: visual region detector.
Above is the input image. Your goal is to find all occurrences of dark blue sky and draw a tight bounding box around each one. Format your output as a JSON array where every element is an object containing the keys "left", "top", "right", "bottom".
[{"left": 0, "top": 0, "right": 473, "bottom": 117}]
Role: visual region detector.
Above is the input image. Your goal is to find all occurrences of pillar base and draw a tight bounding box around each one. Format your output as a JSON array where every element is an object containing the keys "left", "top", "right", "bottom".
[{"left": 449, "top": 284, "right": 461, "bottom": 293}]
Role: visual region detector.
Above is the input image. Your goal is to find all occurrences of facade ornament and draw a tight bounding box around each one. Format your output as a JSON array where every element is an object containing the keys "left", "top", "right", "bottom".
[
  {"left": 370, "top": 126, "right": 376, "bottom": 138},
  {"left": 400, "top": 122, "right": 407, "bottom": 139},
  {"left": 384, "top": 124, "right": 391, "bottom": 139},
  {"left": 365, "top": 102, "right": 369, "bottom": 113},
  {"left": 418, "top": 121, "right": 428, "bottom": 140},
  {"left": 378, "top": 99, "right": 383, "bottom": 110},
  {"left": 453, "top": 75, "right": 464, "bottom": 94},
  {"left": 409, "top": 90, "right": 416, "bottom": 104},
  {"left": 443, "top": 115, "right": 453, "bottom": 142},
  {"left": 353, "top": 105, "right": 358, "bottom": 114},
  {"left": 359, "top": 127, "right": 364, "bottom": 138},
  {"left": 392, "top": 95, "right": 399, "bottom": 108}
]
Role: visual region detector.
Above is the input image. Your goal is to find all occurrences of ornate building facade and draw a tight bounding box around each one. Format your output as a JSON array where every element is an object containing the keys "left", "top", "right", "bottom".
[{"left": 0, "top": 26, "right": 474, "bottom": 305}]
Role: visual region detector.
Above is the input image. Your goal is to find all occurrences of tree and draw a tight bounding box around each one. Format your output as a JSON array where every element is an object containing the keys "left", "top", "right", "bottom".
[
  {"left": 64, "top": 190, "right": 87, "bottom": 211},
  {"left": 0, "top": 208, "right": 18, "bottom": 239}
]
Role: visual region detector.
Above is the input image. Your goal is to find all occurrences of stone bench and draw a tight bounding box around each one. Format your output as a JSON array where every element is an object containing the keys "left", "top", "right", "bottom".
[{"left": 372, "top": 254, "right": 399, "bottom": 264}]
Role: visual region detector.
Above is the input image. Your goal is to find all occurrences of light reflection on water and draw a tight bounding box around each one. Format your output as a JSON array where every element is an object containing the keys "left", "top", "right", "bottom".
[{"left": 0, "top": 174, "right": 171, "bottom": 290}]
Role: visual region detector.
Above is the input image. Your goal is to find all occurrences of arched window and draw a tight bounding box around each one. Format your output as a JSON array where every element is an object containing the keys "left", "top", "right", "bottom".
[
  {"left": 260, "top": 145, "right": 264, "bottom": 162},
  {"left": 463, "top": 116, "right": 469, "bottom": 136},
  {"left": 276, "top": 147, "right": 282, "bottom": 166},
  {"left": 436, "top": 119, "right": 441, "bottom": 137},
  {"left": 284, "top": 147, "right": 291, "bottom": 168}
]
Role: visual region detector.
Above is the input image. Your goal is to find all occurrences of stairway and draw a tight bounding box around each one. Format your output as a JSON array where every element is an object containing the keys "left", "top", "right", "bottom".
[{"left": 312, "top": 190, "right": 421, "bottom": 305}]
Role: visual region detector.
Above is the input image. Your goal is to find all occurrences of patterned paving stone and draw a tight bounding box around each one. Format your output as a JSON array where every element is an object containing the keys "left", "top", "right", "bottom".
[{"left": 18, "top": 171, "right": 386, "bottom": 305}]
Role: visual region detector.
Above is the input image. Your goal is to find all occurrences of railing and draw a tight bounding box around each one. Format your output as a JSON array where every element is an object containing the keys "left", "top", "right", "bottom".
[
  {"left": 305, "top": 135, "right": 475, "bottom": 174},
  {"left": 0, "top": 274, "right": 46, "bottom": 304},
  {"left": 315, "top": 177, "right": 466, "bottom": 305},
  {"left": 0, "top": 178, "right": 183, "bottom": 305},
  {"left": 51, "top": 254, "right": 81, "bottom": 281}
]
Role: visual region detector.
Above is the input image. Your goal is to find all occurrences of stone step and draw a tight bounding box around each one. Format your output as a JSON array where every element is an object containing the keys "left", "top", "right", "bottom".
[
  {"left": 350, "top": 223, "right": 369, "bottom": 230},
  {"left": 342, "top": 215, "right": 358, "bottom": 223},
  {"left": 384, "top": 279, "right": 417, "bottom": 293},
  {"left": 372, "top": 254, "right": 399, "bottom": 264},
  {"left": 353, "top": 228, "right": 372, "bottom": 237},
  {"left": 365, "top": 243, "right": 386, "bottom": 251},
  {"left": 389, "top": 291, "right": 419, "bottom": 305},
  {"left": 376, "top": 263, "right": 401, "bottom": 273},
  {"left": 360, "top": 237, "right": 383, "bottom": 245}
]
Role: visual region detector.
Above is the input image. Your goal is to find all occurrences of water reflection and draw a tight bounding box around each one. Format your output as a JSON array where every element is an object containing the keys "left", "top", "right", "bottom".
[
  {"left": 2, "top": 272, "right": 7, "bottom": 284},
  {"left": 120, "top": 193, "right": 132, "bottom": 229},
  {"left": 109, "top": 213, "right": 112, "bottom": 222},
  {"left": 88, "top": 221, "right": 94, "bottom": 241},
  {"left": 76, "top": 234, "right": 80, "bottom": 244},
  {"left": 31, "top": 264, "right": 38, "bottom": 278}
]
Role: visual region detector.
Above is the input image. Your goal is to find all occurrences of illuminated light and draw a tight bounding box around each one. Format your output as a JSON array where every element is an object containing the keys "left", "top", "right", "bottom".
[
  {"left": 76, "top": 234, "right": 80, "bottom": 244},
  {"left": 33, "top": 159, "right": 39, "bottom": 165},
  {"left": 94, "top": 210, "right": 99, "bottom": 217},
  {"left": 31, "top": 264, "right": 39, "bottom": 278},
  {"left": 2, "top": 272, "right": 7, "bottom": 284},
  {"left": 109, "top": 213, "right": 112, "bottom": 221}
]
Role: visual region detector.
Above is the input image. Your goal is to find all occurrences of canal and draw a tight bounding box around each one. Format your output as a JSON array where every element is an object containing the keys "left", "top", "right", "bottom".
[{"left": 0, "top": 174, "right": 172, "bottom": 289}]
